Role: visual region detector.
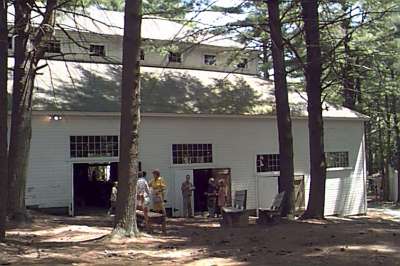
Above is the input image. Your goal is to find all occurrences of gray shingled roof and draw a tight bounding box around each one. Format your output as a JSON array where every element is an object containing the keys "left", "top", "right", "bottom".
[{"left": 6, "top": 59, "right": 367, "bottom": 119}]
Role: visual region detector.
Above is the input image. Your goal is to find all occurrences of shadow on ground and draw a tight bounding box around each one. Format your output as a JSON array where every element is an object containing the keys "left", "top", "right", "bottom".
[{"left": 2, "top": 209, "right": 400, "bottom": 266}]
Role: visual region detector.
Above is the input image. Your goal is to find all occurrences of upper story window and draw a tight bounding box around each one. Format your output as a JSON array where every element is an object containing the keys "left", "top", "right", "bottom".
[
  {"left": 237, "top": 58, "right": 248, "bottom": 69},
  {"left": 168, "top": 51, "right": 182, "bottom": 63},
  {"left": 140, "top": 49, "right": 145, "bottom": 60},
  {"left": 326, "top": 151, "right": 349, "bottom": 168},
  {"left": 90, "top": 44, "right": 106, "bottom": 56},
  {"left": 70, "top": 135, "right": 118, "bottom": 158},
  {"left": 204, "top": 54, "right": 216, "bottom": 65},
  {"left": 172, "top": 144, "right": 213, "bottom": 164},
  {"left": 44, "top": 40, "right": 61, "bottom": 53},
  {"left": 8, "top": 36, "right": 13, "bottom": 50},
  {"left": 256, "top": 154, "right": 280, "bottom": 173}
]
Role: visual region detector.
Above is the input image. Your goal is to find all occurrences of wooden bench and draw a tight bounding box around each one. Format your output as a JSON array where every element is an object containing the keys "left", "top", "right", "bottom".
[
  {"left": 136, "top": 210, "right": 165, "bottom": 232},
  {"left": 257, "top": 191, "right": 286, "bottom": 225},
  {"left": 220, "top": 190, "right": 249, "bottom": 227}
]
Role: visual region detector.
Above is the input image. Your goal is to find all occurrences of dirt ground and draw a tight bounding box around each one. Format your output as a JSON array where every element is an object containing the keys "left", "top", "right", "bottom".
[{"left": 1, "top": 207, "right": 400, "bottom": 266}]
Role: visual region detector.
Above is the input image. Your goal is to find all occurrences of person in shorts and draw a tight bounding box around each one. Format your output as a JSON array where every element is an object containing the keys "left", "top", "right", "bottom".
[{"left": 137, "top": 172, "right": 151, "bottom": 231}]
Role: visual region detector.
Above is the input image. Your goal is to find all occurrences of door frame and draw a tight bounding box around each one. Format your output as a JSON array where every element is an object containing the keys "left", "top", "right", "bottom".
[{"left": 70, "top": 159, "right": 119, "bottom": 216}]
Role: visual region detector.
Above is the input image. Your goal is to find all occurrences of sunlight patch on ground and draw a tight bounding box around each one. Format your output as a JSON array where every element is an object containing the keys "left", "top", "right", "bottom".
[
  {"left": 187, "top": 257, "right": 248, "bottom": 266},
  {"left": 345, "top": 244, "right": 400, "bottom": 253},
  {"left": 8, "top": 225, "right": 110, "bottom": 242}
]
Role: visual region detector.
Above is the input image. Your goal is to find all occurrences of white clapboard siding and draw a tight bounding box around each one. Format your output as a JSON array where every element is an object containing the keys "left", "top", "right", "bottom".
[{"left": 26, "top": 113, "right": 366, "bottom": 216}]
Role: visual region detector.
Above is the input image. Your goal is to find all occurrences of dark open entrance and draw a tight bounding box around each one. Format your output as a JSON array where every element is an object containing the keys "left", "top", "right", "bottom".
[
  {"left": 73, "top": 162, "right": 118, "bottom": 215},
  {"left": 193, "top": 168, "right": 231, "bottom": 213}
]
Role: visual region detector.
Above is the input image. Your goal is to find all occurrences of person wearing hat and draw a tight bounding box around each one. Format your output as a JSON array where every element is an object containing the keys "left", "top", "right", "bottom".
[{"left": 149, "top": 169, "right": 167, "bottom": 233}]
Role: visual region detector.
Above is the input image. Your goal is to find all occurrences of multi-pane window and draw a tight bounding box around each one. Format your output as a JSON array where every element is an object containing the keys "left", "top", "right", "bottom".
[
  {"left": 44, "top": 40, "right": 61, "bottom": 53},
  {"left": 172, "top": 144, "right": 213, "bottom": 164},
  {"left": 168, "top": 51, "right": 182, "bottom": 63},
  {"left": 237, "top": 58, "right": 248, "bottom": 69},
  {"left": 256, "top": 154, "right": 280, "bottom": 173},
  {"left": 326, "top": 151, "right": 349, "bottom": 168},
  {"left": 70, "top": 136, "right": 118, "bottom": 158},
  {"left": 204, "top": 54, "right": 216, "bottom": 65},
  {"left": 90, "top": 44, "right": 106, "bottom": 56}
]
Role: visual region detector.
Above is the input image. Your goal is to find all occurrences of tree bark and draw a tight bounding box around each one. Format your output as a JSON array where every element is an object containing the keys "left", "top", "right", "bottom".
[
  {"left": 0, "top": 0, "right": 8, "bottom": 242},
  {"left": 340, "top": 0, "right": 357, "bottom": 110},
  {"left": 300, "top": 0, "right": 326, "bottom": 219},
  {"left": 392, "top": 97, "right": 400, "bottom": 203},
  {"left": 383, "top": 94, "right": 391, "bottom": 201},
  {"left": 113, "top": 0, "right": 142, "bottom": 237},
  {"left": 8, "top": 0, "right": 57, "bottom": 222},
  {"left": 266, "top": 0, "right": 295, "bottom": 217}
]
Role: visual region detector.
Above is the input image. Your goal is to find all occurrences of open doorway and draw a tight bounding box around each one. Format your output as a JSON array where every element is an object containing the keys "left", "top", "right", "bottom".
[
  {"left": 73, "top": 162, "right": 118, "bottom": 215},
  {"left": 193, "top": 168, "right": 231, "bottom": 214}
]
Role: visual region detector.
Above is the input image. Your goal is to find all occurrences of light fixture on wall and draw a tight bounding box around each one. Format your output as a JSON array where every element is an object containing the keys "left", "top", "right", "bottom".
[{"left": 49, "top": 114, "right": 63, "bottom": 121}]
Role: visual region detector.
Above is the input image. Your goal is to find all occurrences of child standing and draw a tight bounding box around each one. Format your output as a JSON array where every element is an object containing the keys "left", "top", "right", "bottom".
[{"left": 108, "top": 181, "right": 118, "bottom": 215}]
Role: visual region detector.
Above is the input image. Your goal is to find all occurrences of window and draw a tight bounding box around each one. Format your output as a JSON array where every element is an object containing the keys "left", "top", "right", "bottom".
[
  {"left": 172, "top": 144, "right": 213, "bottom": 164},
  {"left": 44, "top": 40, "right": 61, "bottom": 53},
  {"left": 256, "top": 154, "right": 280, "bottom": 173},
  {"left": 326, "top": 151, "right": 349, "bottom": 168},
  {"left": 140, "top": 49, "right": 145, "bottom": 60},
  {"left": 90, "top": 44, "right": 106, "bottom": 56},
  {"left": 237, "top": 58, "right": 248, "bottom": 69},
  {"left": 70, "top": 135, "right": 118, "bottom": 158},
  {"left": 168, "top": 51, "right": 182, "bottom": 63},
  {"left": 8, "top": 36, "right": 12, "bottom": 50},
  {"left": 204, "top": 54, "right": 216, "bottom": 65}
]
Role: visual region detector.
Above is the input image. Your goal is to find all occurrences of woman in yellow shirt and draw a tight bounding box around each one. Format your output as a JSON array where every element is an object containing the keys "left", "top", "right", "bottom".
[{"left": 149, "top": 169, "right": 167, "bottom": 233}]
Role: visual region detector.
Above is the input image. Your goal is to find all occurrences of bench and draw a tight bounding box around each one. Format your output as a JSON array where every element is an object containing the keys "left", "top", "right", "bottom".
[
  {"left": 136, "top": 210, "right": 165, "bottom": 232},
  {"left": 257, "top": 191, "right": 286, "bottom": 225},
  {"left": 220, "top": 190, "right": 249, "bottom": 227}
]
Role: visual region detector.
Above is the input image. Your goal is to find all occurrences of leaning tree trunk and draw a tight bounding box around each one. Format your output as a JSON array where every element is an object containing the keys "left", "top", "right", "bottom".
[
  {"left": 0, "top": 0, "right": 8, "bottom": 241},
  {"left": 267, "top": 0, "right": 295, "bottom": 217},
  {"left": 113, "top": 0, "right": 142, "bottom": 237},
  {"left": 300, "top": 0, "right": 326, "bottom": 219},
  {"left": 8, "top": 0, "right": 57, "bottom": 222}
]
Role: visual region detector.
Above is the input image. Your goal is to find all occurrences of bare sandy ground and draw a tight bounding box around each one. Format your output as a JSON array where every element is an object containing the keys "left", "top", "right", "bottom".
[{"left": 1, "top": 209, "right": 400, "bottom": 266}]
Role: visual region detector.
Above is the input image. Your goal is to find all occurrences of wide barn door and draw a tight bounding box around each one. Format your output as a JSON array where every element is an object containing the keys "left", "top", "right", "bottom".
[{"left": 294, "top": 175, "right": 305, "bottom": 211}]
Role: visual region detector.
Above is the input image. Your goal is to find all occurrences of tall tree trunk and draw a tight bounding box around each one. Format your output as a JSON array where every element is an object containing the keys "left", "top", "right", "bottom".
[
  {"left": 300, "top": 0, "right": 326, "bottom": 219},
  {"left": 0, "top": 0, "right": 8, "bottom": 242},
  {"left": 392, "top": 97, "right": 400, "bottom": 203},
  {"left": 340, "top": 0, "right": 357, "bottom": 110},
  {"left": 8, "top": 0, "right": 33, "bottom": 221},
  {"left": 378, "top": 121, "right": 385, "bottom": 200},
  {"left": 8, "top": 0, "right": 57, "bottom": 222},
  {"left": 113, "top": 0, "right": 142, "bottom": 237},
  {"left": 382, "top": 94, "right": 391, "bottom": 201},
  {"left": 267, "top": 0, "right": 295, "bottom": 217}
]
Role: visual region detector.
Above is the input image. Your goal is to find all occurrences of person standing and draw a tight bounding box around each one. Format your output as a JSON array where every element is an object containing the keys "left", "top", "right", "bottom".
[
  {"left": 137, "top": 172, "right": 151, "bottom": 231},
  {"left": 205, "top": 178, "right": 217, "bottom": 218},
  {"left": 217, "top": 179, "right": 227, "bottom": 216},
  {"left": 108, "top": 181, "right": 118, "bottom": 215},
  {"left": 149, "top": 169, "right": 167, "bottom": 233},
  {"left": 181, "top": 175, "right": 195, "bottom": 218}
]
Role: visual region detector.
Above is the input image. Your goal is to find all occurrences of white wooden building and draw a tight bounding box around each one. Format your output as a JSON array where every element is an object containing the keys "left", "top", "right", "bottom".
[{"left": 6, "top": 9, "right": 368, "bottom": 217}]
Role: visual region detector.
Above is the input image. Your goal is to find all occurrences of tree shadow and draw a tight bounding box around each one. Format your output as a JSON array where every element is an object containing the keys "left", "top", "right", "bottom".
[
  {"left": 33, "top": 65, "right": 267, "bottom": 115},
  {"left": 3, "top": 212, "right": 400, "bottom": 265}
]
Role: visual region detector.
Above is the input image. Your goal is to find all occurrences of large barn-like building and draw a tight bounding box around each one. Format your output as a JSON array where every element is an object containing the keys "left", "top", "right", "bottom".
[{"left": 7, "top": 9, "right": 368, "bottom": 217}]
